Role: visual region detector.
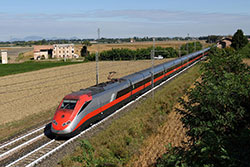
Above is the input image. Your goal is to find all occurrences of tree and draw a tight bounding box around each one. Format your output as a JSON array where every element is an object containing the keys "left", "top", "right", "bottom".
[
  {"left": 157, "top": 48, "right": 250, "bottom": 166},
  {"left": 206, "top": 35, "right": 221, "bottom": 43},
  {"left": 81, "top": 46, "right": 88, "bottom": 57},
  {"left": 180, "top": 42, "right": 203, "bottom": 56},
  {"left": 231, "top": 29, "right": 248, "bottom": 50},
  {"left": 81, "top": 41, "right": 92, "bottom": 57}
]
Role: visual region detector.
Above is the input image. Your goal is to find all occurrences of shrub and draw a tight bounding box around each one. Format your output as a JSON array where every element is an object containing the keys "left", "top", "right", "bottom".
[{"left": 156, "top": 47, "right": 250, "bottom": 167}]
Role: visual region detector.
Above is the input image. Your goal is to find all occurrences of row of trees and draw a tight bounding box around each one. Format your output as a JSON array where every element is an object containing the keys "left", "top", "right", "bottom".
[
  {"left": 0, "top": 39, "right": 93, "bottom": 47},
  {"left": 99, "top": 47, "right": 178, "bottom": 61},
  {"left": 180, "top": 42, "right": 202, "bottom": 56},
  {"left": 0, "top": 37, "right": 209, "bottom": 46},
  {"left": 84, "top": 42, "right": 203, "bottom": 61},
  {"left": 156, "top": 47, "right": 250, "bottom": 166}
]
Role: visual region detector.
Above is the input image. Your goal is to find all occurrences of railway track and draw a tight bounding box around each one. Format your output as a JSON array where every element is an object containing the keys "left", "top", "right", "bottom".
[{"left": 0, "top": 58, "right": 204, "bottom": 167}]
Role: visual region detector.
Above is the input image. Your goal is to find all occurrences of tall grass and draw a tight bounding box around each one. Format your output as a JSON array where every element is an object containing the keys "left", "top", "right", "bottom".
[{"left": 60, "top": 64, "right": 202, "bottom": 167}]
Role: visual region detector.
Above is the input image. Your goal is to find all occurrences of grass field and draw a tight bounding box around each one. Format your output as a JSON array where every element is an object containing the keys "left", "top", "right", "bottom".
[
  {"left": 59, "top": 64, "right": 201, "bottom": 167},
  {"left": 0, "top": 61, "right": 82, "bottom": 77}
]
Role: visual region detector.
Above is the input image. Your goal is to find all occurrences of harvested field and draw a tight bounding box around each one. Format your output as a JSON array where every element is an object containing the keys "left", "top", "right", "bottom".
[
  {"left": 243, "top": 58, "right": 250, "bottom": 66},
  {"left": 0, "top": 47, "right": 33, "bottom": 63},
  {"left": 0, "top": 59, "right": 174, "bottom": 126},
  {"left": 74, "top": 40, "right": 209, "bottom": 55}
]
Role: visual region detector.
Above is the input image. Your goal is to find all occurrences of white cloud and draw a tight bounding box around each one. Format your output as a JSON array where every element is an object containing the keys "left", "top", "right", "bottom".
[{"left": 0, "top": 9, "right": 250, "bottom": 41}]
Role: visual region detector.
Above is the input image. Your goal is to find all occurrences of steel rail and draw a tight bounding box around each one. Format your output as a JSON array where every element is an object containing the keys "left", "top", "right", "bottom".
[
  {"left": 0, "top": 126, "right": 45, "bottom": 150},
  {"left": 25, "top": 55, "right": 205, "bottom": 167},
  {"left": 3, "top": 54, "right": 206, "bottom": 166},
  {"left": 0, "top": 134, "right": 44, "bottom": 159}
]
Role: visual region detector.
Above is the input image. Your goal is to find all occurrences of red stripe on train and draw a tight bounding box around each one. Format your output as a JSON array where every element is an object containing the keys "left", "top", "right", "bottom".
[{"left": 73, "top": 53, "right": 207, "bottom": 131}]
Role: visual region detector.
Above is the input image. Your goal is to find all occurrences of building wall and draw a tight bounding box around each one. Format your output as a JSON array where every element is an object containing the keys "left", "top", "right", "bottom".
[
  {"left": 33, "top": 45, "right": 53, "bottom": 60},
  {"left": 217, "top": 39, "right": 232, "bottom": 49},
  {"left": 52, "top": 44, "right": 75, "bottom": 59},
  {"left": 1, "top": 51, "right": 8, "bottom": 64},
  {"left": 33, "top": 44, "right": 78, "bottom": 60},
  {"left": 34, "top": 51, "right": 49, "bottom": 60}
]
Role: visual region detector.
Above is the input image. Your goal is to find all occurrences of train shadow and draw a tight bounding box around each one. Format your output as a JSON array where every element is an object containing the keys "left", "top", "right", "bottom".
[
  {"left": 43, "top": 123, "right": 72, "bottom": 140},
  {"left": 44, "top": 123, "right": 57, "bottom": 140}
]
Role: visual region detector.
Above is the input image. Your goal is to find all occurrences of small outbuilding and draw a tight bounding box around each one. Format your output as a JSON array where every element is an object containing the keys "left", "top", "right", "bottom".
[
  {"left": 1, "top": 50, "right": 8, "bottom": 64},
  {"left": 217, "top": 37, "right": 232, "bottom": 49},
  {"left": 34, "top": 45, "right": 54, "bottom": 60}
]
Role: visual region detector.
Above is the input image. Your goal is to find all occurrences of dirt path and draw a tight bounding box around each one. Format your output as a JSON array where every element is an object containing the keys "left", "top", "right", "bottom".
[{"left": 0, "top": 59, "right": 174, "bottom": 125}]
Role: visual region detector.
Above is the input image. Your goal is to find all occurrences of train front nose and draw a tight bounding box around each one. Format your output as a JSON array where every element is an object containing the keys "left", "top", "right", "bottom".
[
  {"left": 51, "top": 110, "right": 73, "bottom": 134},
  {"left": 51, "top": 99, "right": 78, "bottom": 135}
]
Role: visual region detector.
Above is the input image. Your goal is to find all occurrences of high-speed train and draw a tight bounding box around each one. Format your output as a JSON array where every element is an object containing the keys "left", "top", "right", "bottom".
[{"left": 51, "top": 48, "right": 210, "bottom": 137}]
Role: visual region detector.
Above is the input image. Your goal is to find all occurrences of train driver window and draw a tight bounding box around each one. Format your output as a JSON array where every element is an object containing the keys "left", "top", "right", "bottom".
[{"left": 60, "top": 100, "right": 77, "bottom": 110}]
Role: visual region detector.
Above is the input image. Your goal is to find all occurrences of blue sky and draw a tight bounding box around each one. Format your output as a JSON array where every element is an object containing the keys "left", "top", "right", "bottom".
[{"left": 0, "top": 0, "right": 249, "bottom": 41}]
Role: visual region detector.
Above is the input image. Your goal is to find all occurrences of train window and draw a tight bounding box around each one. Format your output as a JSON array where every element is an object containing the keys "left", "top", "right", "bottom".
[
  {"left": 116, "top": 86, "right": 132, "bottom": 99},
  {"left": 60, "top": 100, "right": 78, "bottom": 110},
  {"left": 167, "top": 66, "right": 174, "bottom": 72},
  {"left": 78, "top": 101, "right": 92, "bottom": 115},
  {"left": 154, "top": 71, "right": 164, "bottom": 79},
  {"left": 144, "top": 77, "right": 151, "bottom": 84},
  {"left": 134, "top": 80, "right": 145, "bottom": 89}
]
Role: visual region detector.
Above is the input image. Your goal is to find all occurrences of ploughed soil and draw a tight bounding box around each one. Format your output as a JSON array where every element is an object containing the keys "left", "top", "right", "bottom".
[{"left": 0, "top": 59, "right": 174, "bottom": 126}]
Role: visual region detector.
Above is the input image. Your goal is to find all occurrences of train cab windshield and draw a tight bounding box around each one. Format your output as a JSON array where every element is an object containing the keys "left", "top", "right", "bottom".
[{"left": 60, "top": 99, "right": 78, "bottom": 110}]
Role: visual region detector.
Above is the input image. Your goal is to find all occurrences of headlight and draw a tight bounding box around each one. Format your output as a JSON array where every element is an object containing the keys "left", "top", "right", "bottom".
[
  {"left": 52, "top": 120, "right": 58, "bottom": 125},
  {"left": 62, "top": 120, "right": 71, "bottom": 126}
]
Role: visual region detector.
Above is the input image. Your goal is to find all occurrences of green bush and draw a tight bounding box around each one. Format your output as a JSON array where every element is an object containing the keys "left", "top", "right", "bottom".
[
  {"left": 72, "top": 140, "right": 99, "bottom": 166},
  {"left": 238, "top": 43, "right": 250, "bottom": 58},
  {"left": 156, "top": 48, "right": 250, "bottom": 167},
  {"left": 98, "top": 46, "right": 181, "bottom": 61},
  {"left": 85, "top": 43, "right": 203, "bottom": 61},
  {"left": 85, "top": 53, "right": 96, "bottom": 61}
]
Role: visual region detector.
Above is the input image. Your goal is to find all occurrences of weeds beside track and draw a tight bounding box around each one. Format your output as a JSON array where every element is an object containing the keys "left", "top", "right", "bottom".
[{"left": 59, "top": 62, "right": 202, "bottom": 167}]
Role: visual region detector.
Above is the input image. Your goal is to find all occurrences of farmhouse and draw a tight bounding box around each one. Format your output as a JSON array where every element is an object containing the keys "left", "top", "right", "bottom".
[
  {"left": 34, "top": 45, "right": 53, "bottom": 60},
  {"left": 34, "top": 44, "right": 79, "bottom": 60},
  {"left": 217, "top": 37, "right": 232, "bottom": 49},
  {"left": 53, "top": 44, "right": 76, "bottom": 59}
]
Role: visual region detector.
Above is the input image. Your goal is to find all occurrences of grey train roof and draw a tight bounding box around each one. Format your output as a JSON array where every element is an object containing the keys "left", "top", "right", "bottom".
[
  {"left": 70, "top": 48, "right": 210, "bottom": 97},
  {"left": 79, "top": 79, "right": 129, "bottom": 96},
  {"left": 123, "top": 47, "right": 210, "bottom": 81}
]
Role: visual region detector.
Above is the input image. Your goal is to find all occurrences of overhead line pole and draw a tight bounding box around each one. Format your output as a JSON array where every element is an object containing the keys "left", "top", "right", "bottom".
[
  {"left": 194, "top": 38, "right": 196, "bottom": 51},
  {"left": 151, "top": 37, "right": 155, "bottom": 99},
  {"left": 96, "top": 28, "right": 100, "bottom": 85}
]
